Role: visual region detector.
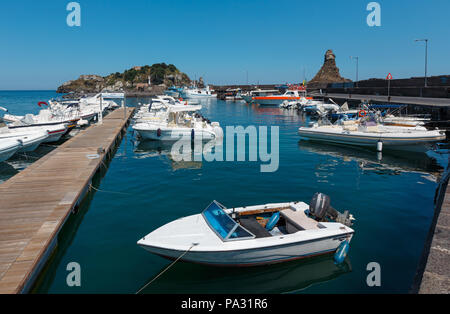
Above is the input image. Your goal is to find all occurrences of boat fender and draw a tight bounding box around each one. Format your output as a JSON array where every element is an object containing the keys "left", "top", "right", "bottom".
[
  {"left": 157, "top": 128, "right": 162, "bottom": 137},
  {"left": 334, "top": 240, "right": 349, "bottom": 264},
  {"left": 191, "top": 129, "right": 195, "bottom": 141},
  {"left": 265, "top": 212, "right": 280, "bottom": 231},
  {"left": 377, "top": 141, "right": 383, "bottom": 152}
]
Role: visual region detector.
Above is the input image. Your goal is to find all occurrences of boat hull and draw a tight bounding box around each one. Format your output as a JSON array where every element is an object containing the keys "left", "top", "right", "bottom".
[
  {"left": 252, "top": 97, "right": 301, "bottom": 106},
  {"left": 139, "top": 233, "right": 352, "bottom": 266},
  {"left": 298, "top": 127, "right": 446, "bottom": 152},
  {"left": 0, "top": 142, "right": 21, "bottom": 162},
  {"left": 135, "top": 128, "right": 216, "bottom": 141}
]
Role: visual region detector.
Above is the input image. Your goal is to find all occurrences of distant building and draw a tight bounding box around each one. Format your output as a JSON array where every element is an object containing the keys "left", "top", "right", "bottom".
[{"left": 135, "top": 83, "right": 149, "bottom": 91}]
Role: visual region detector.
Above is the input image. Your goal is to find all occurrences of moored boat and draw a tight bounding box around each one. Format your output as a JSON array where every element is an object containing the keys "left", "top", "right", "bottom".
[
  {"left": 298, "top": 120, "right": 446, "bottom": 152},
  {"left": 138, "top": 193, "right": 355, "bottom": 266},
  {"left": 133, "top": 105, "right": 223, "bottom": 141},
  {"left": 0, "top": 138, "right": 22, "bottom": 162}
]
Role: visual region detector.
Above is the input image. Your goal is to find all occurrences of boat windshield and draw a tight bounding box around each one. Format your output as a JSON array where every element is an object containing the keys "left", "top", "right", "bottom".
[{"left": 202, "top": 201, "right": 255, "bottom": 241}]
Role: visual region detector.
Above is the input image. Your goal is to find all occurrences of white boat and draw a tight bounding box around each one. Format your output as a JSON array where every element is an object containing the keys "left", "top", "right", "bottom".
[
  {"left": 180, "top": 86, "right": 217, "bottom": 99},
  {"left": 133, "top": 105, "right": 223, "bottom": 141},
  {"left": 6, "top": 122, "right": 68, "bottom": 143},
  {"left": 242, "top": 89, "right": 280, "bottom": 104},
  {"left": 248, "top": 87, "right": 308, "bottom": 106},
  {"left": 0, "top": 119, "right": 49, "bottom": 151},
  {"left": 224, "top": 88, "right": 243, "bottom": 101},
  {"left": 382, "top": 114, "right": 430, "bottom": 127},
  {"left": 3, "top": 108, "right": 79, "bottom": 134},
  {"left": 298, "top": 120, "right": 446, "bottom": 152},
  {"left": 138, "top": 193, "right": 355, "bottom": 266},
  {"left": 0, "top": 138, "right": 22, "bottom": 162}
]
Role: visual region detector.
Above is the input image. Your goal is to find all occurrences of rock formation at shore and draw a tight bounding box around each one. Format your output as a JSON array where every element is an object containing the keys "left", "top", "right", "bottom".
[
  {"left": 57, "top": 63, "right": 191, "bottom": 94},
  {"left": 308, "top": 50, "right": 351, "bottom": 88}
]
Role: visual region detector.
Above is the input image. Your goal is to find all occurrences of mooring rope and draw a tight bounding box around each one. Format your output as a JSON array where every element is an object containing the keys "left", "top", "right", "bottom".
[
  {"left": 135, "top": 243, "right": 198, "bottom": 294},
  {"left": 89, "top": 184, "right": 131, "bottom": 195}
]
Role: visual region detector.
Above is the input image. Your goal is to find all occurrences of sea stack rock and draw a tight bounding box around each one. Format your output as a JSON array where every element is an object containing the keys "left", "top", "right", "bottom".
[{"left": 308, "top": 49, "right": 351, "bottom": 88}]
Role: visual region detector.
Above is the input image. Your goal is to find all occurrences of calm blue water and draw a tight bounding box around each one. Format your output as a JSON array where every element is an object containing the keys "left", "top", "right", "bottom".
[{"left": 1, "top": 91, "right": 448, "bottom": 294}]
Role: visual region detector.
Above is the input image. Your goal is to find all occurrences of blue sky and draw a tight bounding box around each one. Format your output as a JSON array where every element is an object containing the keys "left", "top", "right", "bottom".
[{"left": 0, "top": 0, "right": 449, "bottom": 89}]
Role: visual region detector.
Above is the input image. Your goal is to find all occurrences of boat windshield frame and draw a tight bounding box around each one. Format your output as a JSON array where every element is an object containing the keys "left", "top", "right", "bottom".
[{"left": 202, "top": 201, "right": 256, "bottom": 242}]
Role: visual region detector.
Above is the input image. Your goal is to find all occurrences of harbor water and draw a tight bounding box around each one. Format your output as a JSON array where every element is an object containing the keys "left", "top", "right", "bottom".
[{"left": 0, "top": 91, "right": 448, "bottom": 293}]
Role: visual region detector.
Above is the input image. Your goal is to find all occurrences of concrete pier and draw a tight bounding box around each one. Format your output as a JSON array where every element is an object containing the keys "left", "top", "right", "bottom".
[
  {"left": 0, "top": 107, "right": 134, "bottom": 293},
  {"left": 417, "top": 173, "right": 450, "bottom": 293}
]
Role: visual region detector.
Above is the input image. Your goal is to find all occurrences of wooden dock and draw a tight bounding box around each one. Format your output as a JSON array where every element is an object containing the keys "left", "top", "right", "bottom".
[{"left": 0, "top": 107, "right": 134, "bottom": 294}]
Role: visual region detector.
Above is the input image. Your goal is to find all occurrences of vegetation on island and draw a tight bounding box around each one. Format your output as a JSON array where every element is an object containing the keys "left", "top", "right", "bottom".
[{"left": 57, "top": 63, "right": 191, "bottom": 94}]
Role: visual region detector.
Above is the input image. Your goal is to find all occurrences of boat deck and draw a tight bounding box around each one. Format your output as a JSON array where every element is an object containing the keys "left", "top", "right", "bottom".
[{"left": 0, "top": 107, "right": 134, "bottom": 294}]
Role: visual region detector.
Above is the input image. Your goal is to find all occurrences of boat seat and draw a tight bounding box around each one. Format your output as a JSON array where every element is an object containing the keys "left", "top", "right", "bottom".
[
  {"left": 280, "top": 208, "right": 319, "bottom": 232},
  {"left": 239, "top": 217, "right": 272, "bottom": 238}
]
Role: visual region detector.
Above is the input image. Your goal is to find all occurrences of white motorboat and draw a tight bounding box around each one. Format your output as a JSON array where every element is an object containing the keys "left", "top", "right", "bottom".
[
  {"left": 6, "top": 122, "right": 68, "bottom": 143},
  {"left": 0, "top": 138, "right": 22, "bottom": 162},
  {"left": 180, "top": 86, "right": 217, "bottom": 99},
  {"left": 138, "top": 193, "right": 355, "bottom": 266},
  {"left": 382, "top": 114, "right": 430, "bottom": 127},
  {"left": 133, "top": 105, "right": 223, "bottom": 141},
  {"left": 0, "top": 119, "right": 49, "bottom": 152},
  {"left": 298, "top": 120, "right": 446, "bottom": 152},
  {"left": 3, "top": 107, "right": 79, "bottom": 134},
  {"left": 242, "top": 89, "right": 280, "bottom": 104}
]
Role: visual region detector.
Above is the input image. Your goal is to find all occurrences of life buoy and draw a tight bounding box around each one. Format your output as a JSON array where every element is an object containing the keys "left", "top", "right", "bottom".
[
  {"left": 38, "top": 101, "right": 48, "bottom": 107},
  {"left": 358, "top": 110, "right": 367, "bottom": 117}
]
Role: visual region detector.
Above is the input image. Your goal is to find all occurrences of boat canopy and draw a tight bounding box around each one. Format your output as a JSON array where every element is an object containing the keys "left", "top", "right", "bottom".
[
  {"left": 202, "top": 201, "right": 255, "bottom": 241},
  {"left": 168, "top": 105, "right": 202, "bottom": 113}
]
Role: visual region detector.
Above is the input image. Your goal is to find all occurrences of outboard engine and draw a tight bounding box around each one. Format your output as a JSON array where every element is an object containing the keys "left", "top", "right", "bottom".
[{"left": 309, "top": 193, "right": 354, "bottom": 227}]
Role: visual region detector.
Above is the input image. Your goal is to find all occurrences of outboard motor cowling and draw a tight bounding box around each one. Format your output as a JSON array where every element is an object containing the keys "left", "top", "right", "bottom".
[
  {"left": 309, "top": 192, "right": 331, "bottom": 220},
  {"left": 309, "top": 192, "right": 355, "bottom": 227}
]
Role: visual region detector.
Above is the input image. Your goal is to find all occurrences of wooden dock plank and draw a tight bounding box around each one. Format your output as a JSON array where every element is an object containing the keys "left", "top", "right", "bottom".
[{"left": 0, "top": 107, "right": 134, "bottom": 293}]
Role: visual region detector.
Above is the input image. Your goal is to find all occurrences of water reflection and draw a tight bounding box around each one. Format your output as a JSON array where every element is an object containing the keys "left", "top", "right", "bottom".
[
  {"left": 299, "top": 140, "right": 443, "bottom": 181},
  {"left": 133, "top": 140, "right": 223, "bottom": 171},
  {"left": 140, "top": 254, "right": 351, "bottom": 294}
]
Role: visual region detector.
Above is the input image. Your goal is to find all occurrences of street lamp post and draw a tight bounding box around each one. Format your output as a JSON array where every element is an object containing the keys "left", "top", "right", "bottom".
[
  {"left": 414, "top": 39, "right": 428, "bottom": 87},
  {"left": 350, "top": 56, "right": 359, "bottom": 88}
]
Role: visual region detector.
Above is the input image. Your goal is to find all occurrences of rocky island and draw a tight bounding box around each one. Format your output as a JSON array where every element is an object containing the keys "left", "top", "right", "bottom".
[
  {"left": 57, "top": 63, "right": 192, "bottom": 96},
  {"left": 308, "top": 49, "right": 351, "bottom": 88}
]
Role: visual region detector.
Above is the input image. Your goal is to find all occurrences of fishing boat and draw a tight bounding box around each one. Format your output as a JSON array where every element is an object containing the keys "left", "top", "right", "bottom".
[
  {"left": 180, "top": 86, "right": 217, "bottom": 99},
  {"left": 137, "top": 193, "right": 355, "bottom": 266},
  {"left": 133, "top": 105, "right": 223, "bottom": 141},
  {"left": 0, "top": 138, "right": 22, "bottom": 162},
  {"left": 298, "top": 119, "right": 446, "bottom": 152}
]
